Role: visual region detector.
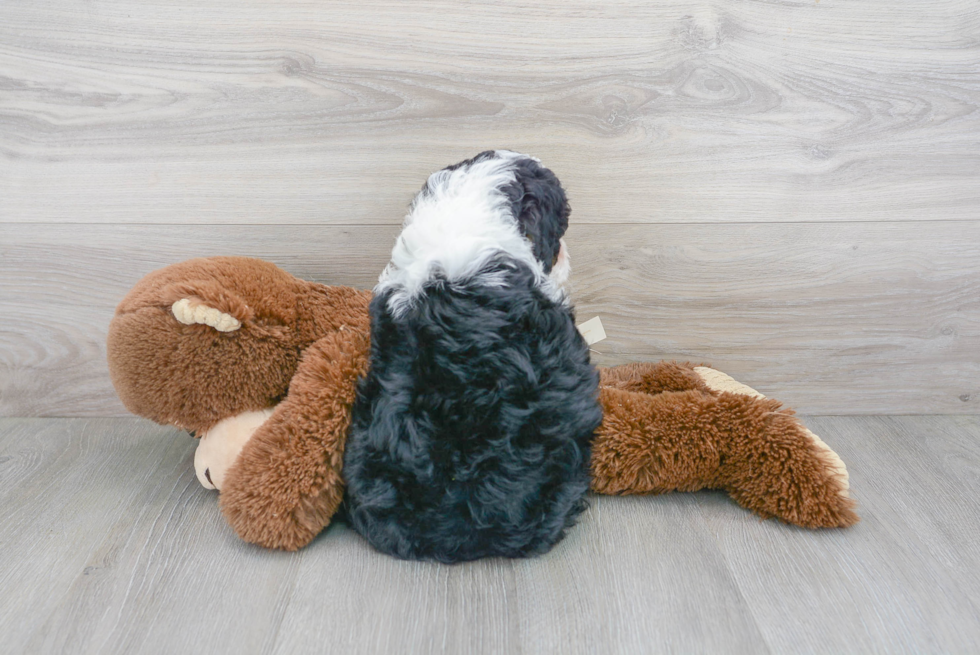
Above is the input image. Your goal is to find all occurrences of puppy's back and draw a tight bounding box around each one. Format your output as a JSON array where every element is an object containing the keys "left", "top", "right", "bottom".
[{"left": 344, "top": 151, "right": 601, "bottom": 562}]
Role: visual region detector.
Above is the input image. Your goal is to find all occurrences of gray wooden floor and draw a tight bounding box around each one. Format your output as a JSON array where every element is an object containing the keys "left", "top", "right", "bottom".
[{"left": 2, "top": 416, "right": 978, "bottom": 654}]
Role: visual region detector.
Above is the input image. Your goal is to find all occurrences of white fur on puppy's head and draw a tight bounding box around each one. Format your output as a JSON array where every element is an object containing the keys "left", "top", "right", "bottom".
[{"left": 376, "top": 150, "right": 569, "bottom": 316}]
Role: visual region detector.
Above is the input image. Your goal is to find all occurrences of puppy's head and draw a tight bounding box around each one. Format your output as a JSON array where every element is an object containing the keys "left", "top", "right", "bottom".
[
  {"left": 379, "top": 150, "right": 573, "bottom": 312},
  {"left": 424, "top": 150, "right": 572, "bottom": 282}
]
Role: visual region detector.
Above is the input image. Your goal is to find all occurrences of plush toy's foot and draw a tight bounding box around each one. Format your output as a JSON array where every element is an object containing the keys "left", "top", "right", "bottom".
[
  {"left": 695, "top": 367, "right": 849, "bottom": 490},
  {"left": 695, "top": 367, "right": 855, "bottom": 528},
  {"left": 592, "top": 367, "right": 858, "bottom": 529}
]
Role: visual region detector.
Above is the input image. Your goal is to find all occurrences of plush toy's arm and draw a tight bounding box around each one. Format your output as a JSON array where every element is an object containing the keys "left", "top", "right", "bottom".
[
  {"left": 592, "top": 366, "right": 858, "bottom": 529},
  {"left": 218, "top": 328, "right": 371, "bottom": 551}
]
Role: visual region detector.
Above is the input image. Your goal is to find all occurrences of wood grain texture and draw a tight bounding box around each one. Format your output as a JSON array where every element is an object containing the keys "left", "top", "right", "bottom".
[
  {"left": 508, "top": 494, "right": 767, "bottom": 654},
  {"left": 697, "top": 415, "right": 980, "bottom": 654},
  {"left": 2, "top": 0, "right": 978, "bottom": 224},
  {"left": 271, "top": 495, "right": 769, "bottom": 655},
  {"left": 2, "top": 221, "right": 977, "bottom": 416},
  {"left": 0, "top": 418, "right": 186, "bottom": 655},
  {"left": 29, "top": 459, "right": 303, "bottom": 655},
  {"left": 4, "top": 417, "right": 980, "bottom": 654},
  {"left": 270, "top": 529, "right": 525, "bottom": 655}
]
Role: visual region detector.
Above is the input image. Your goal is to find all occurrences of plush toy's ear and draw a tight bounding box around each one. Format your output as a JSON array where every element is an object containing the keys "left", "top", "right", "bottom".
[
  {"left": 171, "top": 297, "right": 242, "bottom": 333},
  {"left": 163, "top": 278, "right": 256, "bottom": 334}
]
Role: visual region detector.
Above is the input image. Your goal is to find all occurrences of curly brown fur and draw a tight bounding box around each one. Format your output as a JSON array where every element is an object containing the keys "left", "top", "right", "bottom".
[
  {"left": 107, "top": 257, "right": 370, "bottom": 433},
  {"left": 599, "top": 360, "right": 712, "bottom": 395},
  {"left": 592, "top": 363, "right": 858, "bottom": 529},
  {"left": 220, "top": 329, "right": 371, "bottom": 550}
]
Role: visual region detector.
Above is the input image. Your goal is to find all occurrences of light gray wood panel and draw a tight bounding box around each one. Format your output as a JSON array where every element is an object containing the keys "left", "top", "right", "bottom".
[
  {"left": 510, "top": 494, "right": 768, "bottom": 654},
  {"left": 0, "top": 223, "right": 401, "bottom": 308},
  {"left": 578, "top": 220, "right": 980, "bottom": 414},
  {"left": 27, "top": 436, "right": 303, "bottom": 655},
  {"left": 0, "top": 418, "right": 185, "bottom": 655},
  {"left": 698, "top": 416, "right": 980, "bottom": 654},
  {"left": 2, "top": 0, "right": 978, "bottom": 225},
  {"left": 815, "top": 416, "right": 980, "bottom": 603},
  {"left": 3, "top": 220, "right": 977, "bottom": 416},
  {"left": 271, "top": 495, "right": 768, "bottom": 655},
  {"left": 1, "top": 303, "right": 120, "bottom": 417},
  {"left": 5, "top": 416, "right": 980, "bottom": 654},
  {"left": 271, "top": 527, "right": 523, "bottom": 655}
]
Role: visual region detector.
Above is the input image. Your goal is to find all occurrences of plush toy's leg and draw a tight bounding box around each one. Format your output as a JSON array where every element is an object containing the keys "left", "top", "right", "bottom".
[
  {"left": 599, "top": 361, "right": 712, "bottom": 395},
  {"left": 591, "top": 382, "right": 858, "bottom": 529},
  {"left": 218, "top": 329, "right": 371, "bottom": 551},
  {"left": 693, "top": 367, "right": 851, "bottom": 489}
]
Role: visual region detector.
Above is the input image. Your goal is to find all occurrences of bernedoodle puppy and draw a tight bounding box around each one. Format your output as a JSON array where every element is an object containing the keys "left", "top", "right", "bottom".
[{"left": 343, "top": 150, "right": 603, "bottom": 562}]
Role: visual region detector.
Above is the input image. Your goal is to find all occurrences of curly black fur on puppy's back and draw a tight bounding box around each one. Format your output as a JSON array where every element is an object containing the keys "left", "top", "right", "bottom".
[{"left": 344, "top": 257, "right": 602, "bottom": 563}]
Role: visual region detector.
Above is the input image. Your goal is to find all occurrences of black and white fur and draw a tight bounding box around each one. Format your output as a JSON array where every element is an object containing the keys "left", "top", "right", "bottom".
[{"left": 343, "top": 151, "right": 602, "bottom": 563}]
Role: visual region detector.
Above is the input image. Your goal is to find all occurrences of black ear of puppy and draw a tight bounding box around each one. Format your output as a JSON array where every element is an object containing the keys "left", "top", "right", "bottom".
[{"left": 503, "top": 158, "right": 570, "bottom": 274}]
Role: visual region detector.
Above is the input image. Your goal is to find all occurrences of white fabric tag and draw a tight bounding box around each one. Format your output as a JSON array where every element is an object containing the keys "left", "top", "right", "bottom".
[{"left": 576, "top": 316, "right": 607, "bottom": 346}]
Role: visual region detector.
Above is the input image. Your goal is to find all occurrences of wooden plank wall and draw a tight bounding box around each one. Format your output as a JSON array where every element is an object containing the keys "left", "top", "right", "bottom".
[{"left": 1, "top": 0, "right": 978, "bottom": 416}]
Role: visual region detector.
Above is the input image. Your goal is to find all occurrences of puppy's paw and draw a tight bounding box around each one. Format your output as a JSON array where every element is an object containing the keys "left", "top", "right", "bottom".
[
  {"left": 172, "top": 298, "right": 242, "bottom": 332},
  {"left": 194, "top": 409, "right": 275, "bottom": 490}
]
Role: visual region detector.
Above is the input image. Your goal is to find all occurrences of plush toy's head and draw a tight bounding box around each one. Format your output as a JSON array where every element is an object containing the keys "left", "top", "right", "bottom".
[{"left": 107, "top": 257, "right": 317, "bottom": 433}]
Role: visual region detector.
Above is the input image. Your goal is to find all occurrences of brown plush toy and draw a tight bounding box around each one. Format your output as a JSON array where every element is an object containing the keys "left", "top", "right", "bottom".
[{"left": 107, "top": 256, "right": 857, "bottom": 552}]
